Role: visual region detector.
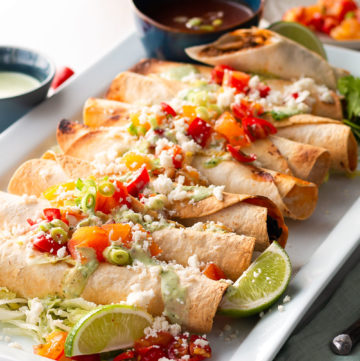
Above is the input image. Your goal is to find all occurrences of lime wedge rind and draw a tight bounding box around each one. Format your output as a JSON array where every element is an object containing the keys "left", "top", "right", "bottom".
[
  {"left": 268, "top": 21, "right": 328, "bottom": 60},
  {"left": 219, "top": 242, "right": 291, "bottom": 317},
  {"left": 65, "top": 304, "right": 153, "bottom": 357}
]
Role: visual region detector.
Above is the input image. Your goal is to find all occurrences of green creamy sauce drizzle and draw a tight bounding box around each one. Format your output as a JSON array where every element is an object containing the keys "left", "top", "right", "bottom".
[
  {"left": 63, "top": 247, "right": 99, "bottom": 298},
  {"left": 161, "top": 65, "right": 199, "bottom": 81},
  {"left": 203, "top": 157, "right": 222, "bottom": 168},
  {"left": 160, "top": 269, "right": 187, "bottom": 324},
  {"left": 129, "top": 245, "right": 159, "bottom": 266},
  {"left": 182, "top": 185, "right": 213, "bottom": 202}
]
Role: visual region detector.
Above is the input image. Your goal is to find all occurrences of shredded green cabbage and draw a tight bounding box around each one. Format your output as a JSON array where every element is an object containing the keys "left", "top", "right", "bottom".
[{"left": 0, "top": 287, "right": 96, "bottom": 342}]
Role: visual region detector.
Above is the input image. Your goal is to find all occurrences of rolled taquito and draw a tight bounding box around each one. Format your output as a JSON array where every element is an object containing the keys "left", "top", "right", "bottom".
[{"left": 0, "top": 234, "right": 227, "bottom": 333}]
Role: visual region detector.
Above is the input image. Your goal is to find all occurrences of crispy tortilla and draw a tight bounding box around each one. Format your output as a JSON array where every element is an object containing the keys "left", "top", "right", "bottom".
[
  {"left": 275, "top": 114, "right": 358, "bottom": 173},
  {"left": 186, "top": 28, "right": 339, "bottom": 89},
  {"left": 192, "top": 156, "right": 318, "bottom": 220},
  {"left": 0, "top": 235, "right": 227, "bottom": 333}
]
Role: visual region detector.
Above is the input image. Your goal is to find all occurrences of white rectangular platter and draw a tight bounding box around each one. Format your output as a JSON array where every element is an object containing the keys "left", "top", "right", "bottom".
[{"left": 0, "top": 33, "right": 360, "bottom": 361}]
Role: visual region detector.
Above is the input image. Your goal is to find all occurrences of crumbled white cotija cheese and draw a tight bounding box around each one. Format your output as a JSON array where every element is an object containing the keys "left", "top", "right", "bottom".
[
  {"left": 283, "top": 295, "right": 291, "bottom": 303},
  {"left": 248, "top": 75, "right": 260, "bottom": 89},
  {"left": 8, "top": 342, "right": 22, "bottom": 350},
  {"left": 194, "top": 338, "right": 209, "bottom": 347},
  {"left": 253, "top": 268, "right": 262, "bottom": 278},
  {"left": 278, "top": 305, "right": 285, "bottom": 312},
  {"left": 152, "top": 174, "right": 174, "bottom": 194},
  {"left": 168, "top": 184, "right": 188, "bottom": 202},
  {"left": 155, "top": 138, "right": 174, "bottom": 154},
  {"left": 176, "top": 175, "right": 185, "bottom": 185},
  {"left": 187, "top": 254, "right": 200, "bottom": 269},
  {"left": 144, "top": 214, "right": 153, "bottom": 223},
  {"left": 126, "top": 289, "right": 154, "bottom": 309},
  {"left": 159, "top": 151, "right": 174, "bottom": 169},
  {"left": 57, "top": 247, "right": 67, "bottom": 258},
  {"left": 212, "top": 185, "right": 225, "bottom": 201},
  {"left": 144, "top": 316, "right": 181, "bottom": 338},
  {"left": 20, "top": 194, "right": 38, "bottom": 205},
  {"left": 217, "top": 86, "right": 235, "bottom": 109}
]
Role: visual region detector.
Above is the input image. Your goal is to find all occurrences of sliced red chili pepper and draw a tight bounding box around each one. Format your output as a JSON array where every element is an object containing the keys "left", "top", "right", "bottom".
[
  {"left": 160, "top": 102, "right": 176, "bottom": 117},
  {"left": 259, "top": 84, "right": 271, "bottom": 98},
  {"left": 51, "top": 66, "right": 75, "bottom": 90},
  {"left": 43, "top": 208, "right": 61, "bottom": 221},
  {"left": 211, "top": 64, "right": 234, "bottom": 85},
  {"left": 126, "top": 166, "right": 150, "bottom": 197},
  {"left": 113, "top": 350, "right": 135, "bottom": 361},
  {"left": 33, "top": 234, "right": 63, "bottom": 255},
  {"left": 227, "top": 144, "right": 257, "bottom": 163},
  {"left": 187, "top": 117, "right": 212, "bottom": 148},
  {"left": 242, "top": 117, "right": 277, "bottom": 142},
  {"left": 189, "top": 335, "right": 211, "bottom": 359},
  {"left": 27, "top": 218, "right": 36, "bottom": 226}
]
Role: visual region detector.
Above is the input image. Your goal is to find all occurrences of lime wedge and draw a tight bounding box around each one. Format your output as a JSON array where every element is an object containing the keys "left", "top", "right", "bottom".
[
  {"left": 65, "top": 304, "right": 153, "bottom": 356},
  {"left": 219, "top": 241, "right": 291, "bottom": 317},
  {"left": 268, "top": 21, "right": 327, "bottom": 60}
]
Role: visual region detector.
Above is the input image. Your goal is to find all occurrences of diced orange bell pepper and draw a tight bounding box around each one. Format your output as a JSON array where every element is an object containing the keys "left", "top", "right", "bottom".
[
  {"left": 203, "top": 263, "right": 226, "bottom": 281},
  {"left": 101, "top": 223, "right": 132, "bottom": 248},
  {"left": 149, "top": 240, "right": 162, "bottom": 257},
  {"left": 181, "top": 105, "right": 197, "bottom": 121},
  {"left": 214, "top": 111, "right": 250, "bottom": 147},
  {"left": 222, "top": 70, "right": 251, "bottom": 93},
  {"left": 33, "top": 331, "right": 68, "bottom": 361},
  {"left": 120, "top": 152, "right": 152, "bottom": 171},
  {"left": 68, "top": 226, "right": 110, "bottom": 262}
]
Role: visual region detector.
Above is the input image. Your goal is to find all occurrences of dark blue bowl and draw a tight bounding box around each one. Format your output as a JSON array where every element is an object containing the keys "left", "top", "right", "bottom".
[
  {"left": 132, "top": 0, "right": 264, "bottom": 62},
  {"left": 0, "top": 46, "right": 55, "bottom": 132}
]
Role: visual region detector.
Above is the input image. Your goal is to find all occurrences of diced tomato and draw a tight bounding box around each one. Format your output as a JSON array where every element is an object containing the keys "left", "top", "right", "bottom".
[
  {"left": 202, "top": 263, "right": 226, "bottom": 281},
  {"left": 51, "top": 66, "right": 75, "bottom": 90},
  {"left": 134, "top": 331, "right": 174, "bottom": 351},
  {"left": 33, "top": 234, "right": 64, "bottom": 255},
  {"left": 187, "top": 117, "right": 212, "bottom": 147},
  {"left": 189, "top": 335, "right": 211, "bottom": 359},
  {"left": 223, "top": 70, "right": 251, "bottom": 94},
  {"left": 322, "top": 16, "right": 339, "bottom": 34},
  {"left": 113, "top": 351, "right": 136, "bottom": 361},
  {"left": 227, "top": 144, "right": 257, "bottom": 163},
  {"left": 258, "top": 84, "right": 271, "bottom": 98},
  {"left": 126, "top": 166, "right": 150, "bottom": 197},
  {"left": 232, "top": 99, "right": 264, "bottom": 120},
  {"left": 137, "top": 346, "right": 167, "bottom": 361},
  {"left": 33, "top": 331, "right": 68, "bottom": 361},
  {"left": 70, "top": 355, "right": 101, "bottom": 361},
  {"left": 101, "top": 224, "right": 132, "bottom": 248},
  {"left": 242, "top": 117, "right": 277, "bottom": 142},
  {"left": 68, "top": 226, "right": 110, "bottom": 262},
  {"left": 292, "top": 92, "right": 299, "bottom": 99},
  {"left": 211, "top": 64, "right": 234, "bottom": 85},
  {"left": 43, "top": 208, "right": 61, "bottom": 221},
  {"left": 160, "top": 102, "right": 176, "bottom": 117},
  {"left": 307, "top": 12, "right": 325, "bottom": 32},
  {"left": 324, "top": 0, "right": 358, "bottom": 21},
  {"left": 168, "top": 335, "right": 189, "bottom": 359},
  {"left": 214, "top": 111, "right": 250, "bottom": 147}
]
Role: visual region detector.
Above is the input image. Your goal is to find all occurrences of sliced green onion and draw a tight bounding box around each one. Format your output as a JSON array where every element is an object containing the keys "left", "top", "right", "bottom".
[
  {"left": 208, "top": 104, "right": 222, "bottom": 116},
  {"left": 50, "top": 219, "right": 69, "bottom": 232},
  {"left": 137, "top": 125, "right": 147, "bottom": 136},
  {"left": 104, "top": 246, "right": 131, "bottom": 266},
  {"left": 212, "top": 19, "right": 223, "bottom": 26},
  {"left": 149, "top": 117, "right": 158, "bottom": 129},
  {"left": 186, "top": 17, "right": 202, "bottom": 28},
  {"left": 76, "top": 178, "right": 84, "bottom": 190},
  {"left": 98, "top": 182, "right": 115, "bottom": 197},
  {"left": 199, "top": 25, "right": 215, "bottom": 32},
  {"left": 77, "top": 218, "right": 91, "bottom": 227},
  {"left": 128, "top": 123, "right": 138, "bottom": 136},
  {"left": 196, "top": 106, "right": 210, "bottom": 121},
  {"left": 81, "top": 193, "right": 96, "bottom": 212},
  {"left": 38, "top": 223, "right": 51, "bottom": 233},
  {"left": 50, "top": 227, "right": 68, "bottom": 244}
]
